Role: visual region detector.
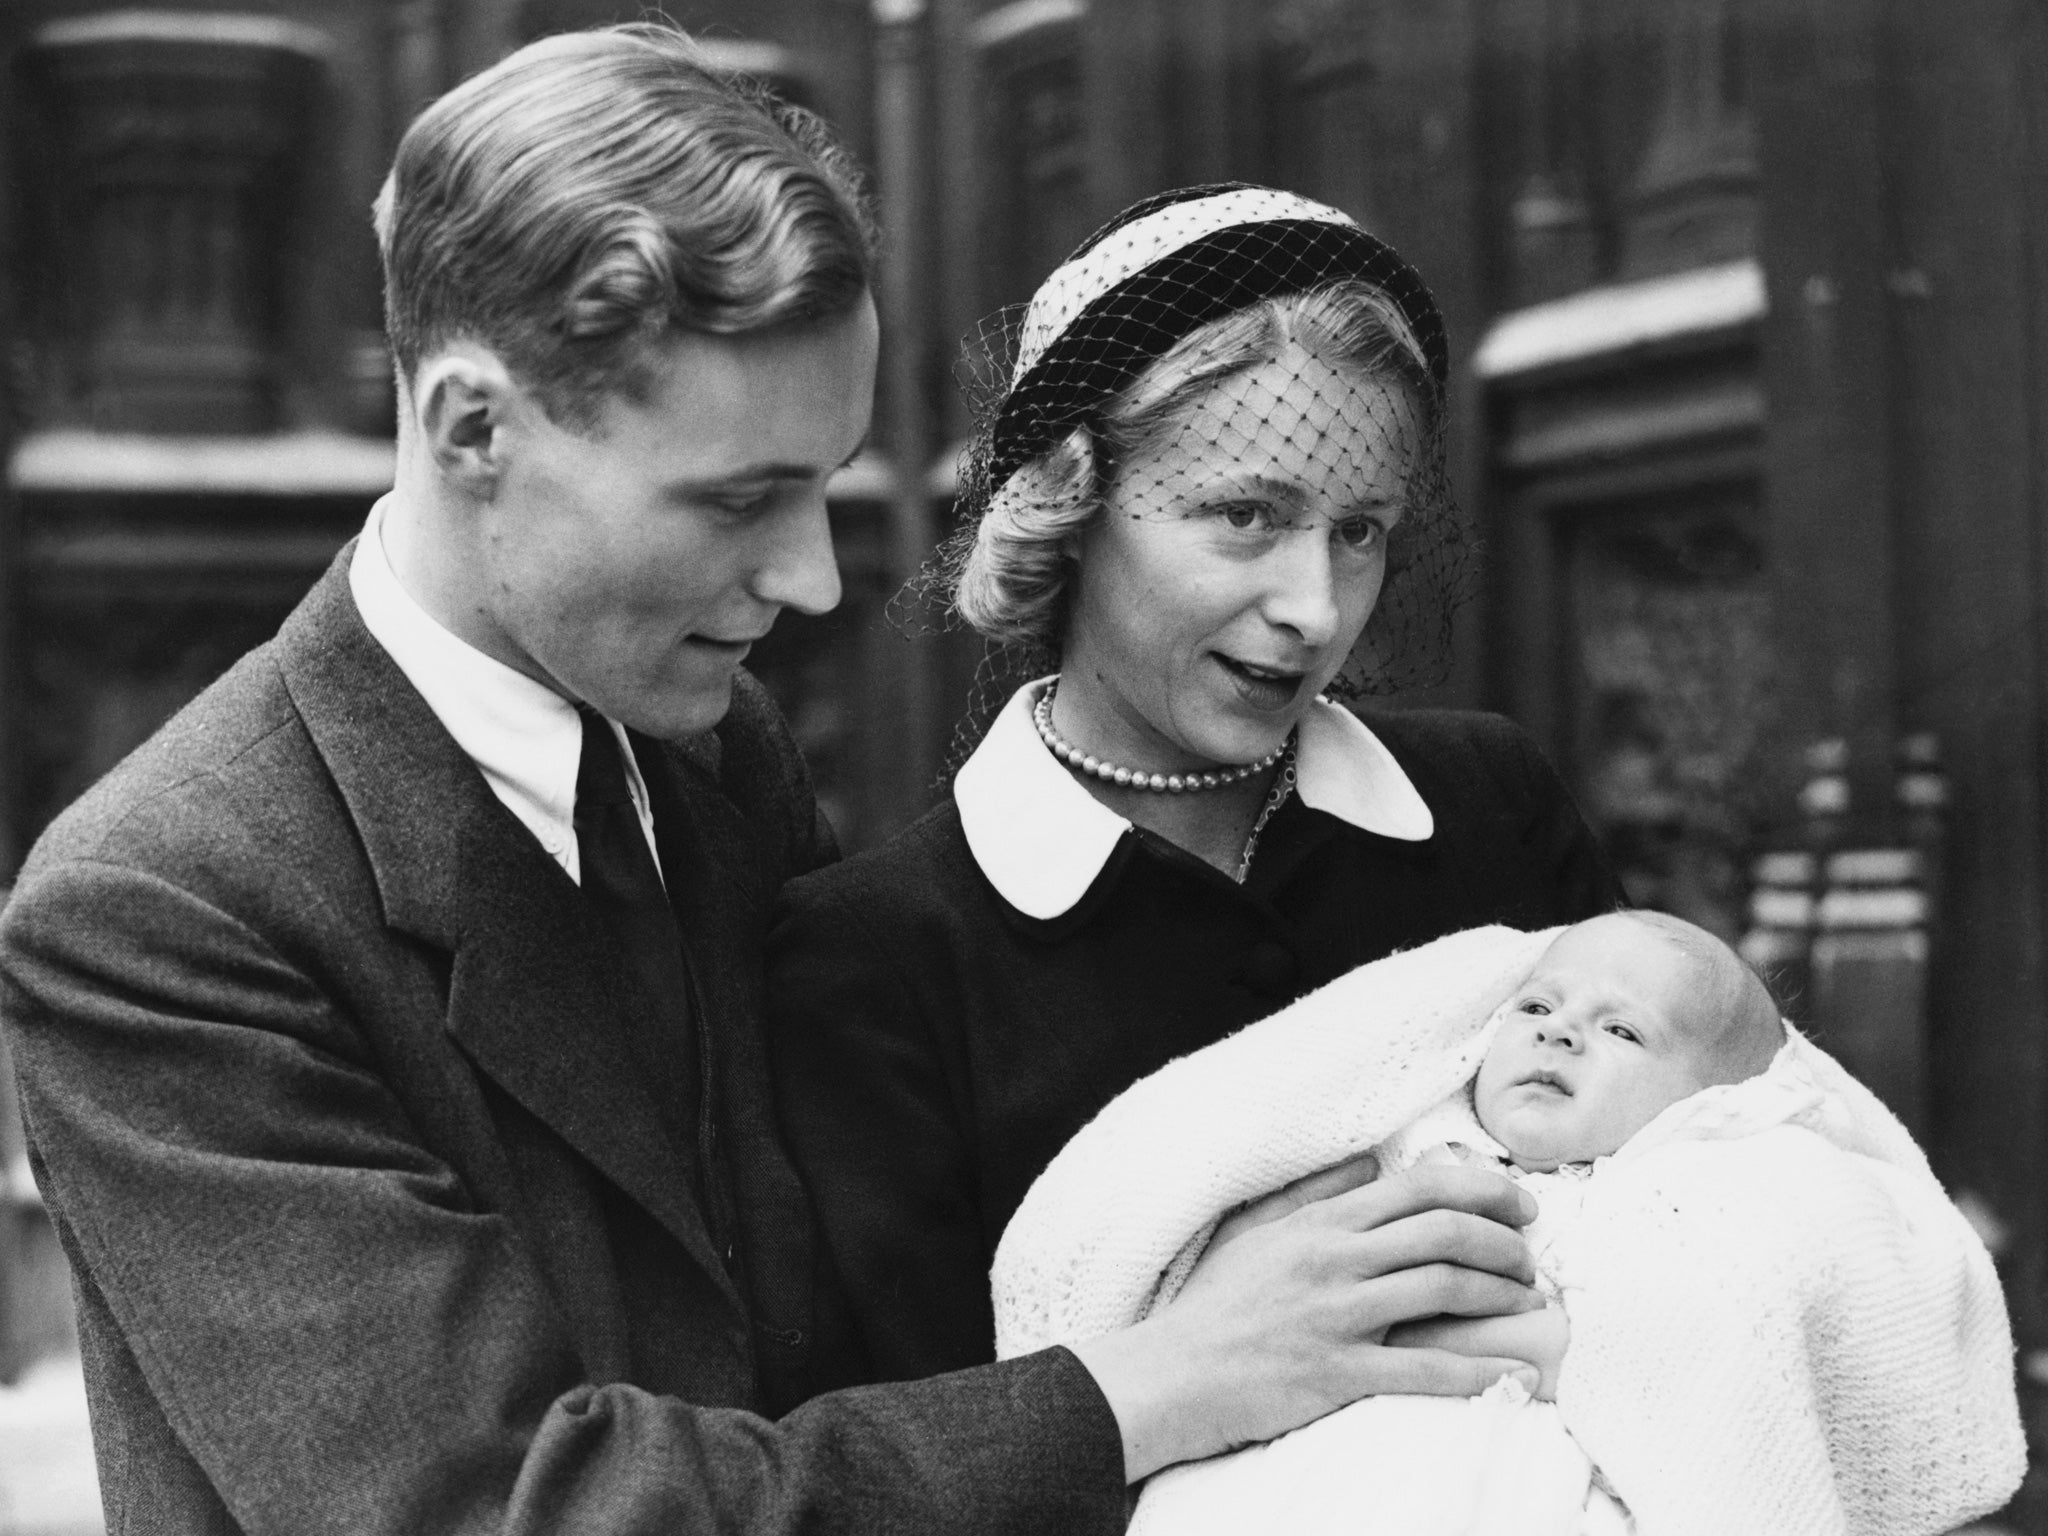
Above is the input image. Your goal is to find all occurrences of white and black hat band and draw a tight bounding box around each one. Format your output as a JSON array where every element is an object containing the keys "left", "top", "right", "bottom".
[{"left": 983, "top": 183, "right": 1448, "bottom": 498}]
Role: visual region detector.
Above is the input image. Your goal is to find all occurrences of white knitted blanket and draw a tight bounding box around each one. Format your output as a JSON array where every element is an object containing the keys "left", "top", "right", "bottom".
[{"left": 992, "top": 926, "right": 2025, "bottom": 1536}]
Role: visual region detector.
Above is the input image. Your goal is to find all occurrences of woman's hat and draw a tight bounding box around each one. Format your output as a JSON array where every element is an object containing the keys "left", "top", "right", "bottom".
[{"left": 980, "top": 183, "right": 1448, "bottom": 504}]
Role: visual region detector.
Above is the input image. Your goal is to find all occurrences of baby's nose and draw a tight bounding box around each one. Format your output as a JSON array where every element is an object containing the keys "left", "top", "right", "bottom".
[{"left": 1536, "top": 1021, "right": 1582, "bottom": 1051}]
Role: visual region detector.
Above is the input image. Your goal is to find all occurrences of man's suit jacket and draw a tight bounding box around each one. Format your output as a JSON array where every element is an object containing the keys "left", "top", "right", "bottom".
[{"left": 0, "top": 554, "right": 1124, "bottom": 1535}]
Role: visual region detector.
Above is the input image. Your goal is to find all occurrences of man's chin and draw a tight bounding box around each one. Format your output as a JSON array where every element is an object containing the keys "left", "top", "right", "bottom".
[{"left": 603, "top": 674, "right": 739, "bottom": 743}]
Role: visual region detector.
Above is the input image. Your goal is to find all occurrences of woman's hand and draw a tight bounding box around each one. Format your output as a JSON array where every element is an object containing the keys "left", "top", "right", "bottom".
[
  {"left": 1385, "top": 1304, "right": 1569, "bottom": 1401},
  {"left": 1204, "top": 1151, "right": 1382, "bottom": 1251},
  {"left": 1067, "top": 1162, "right": 1545, "bottom": 1481}
]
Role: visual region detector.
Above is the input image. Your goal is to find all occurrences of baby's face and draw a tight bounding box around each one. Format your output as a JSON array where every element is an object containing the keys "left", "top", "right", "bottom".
[{"left": 1474, "top": 915, "right": 1723, "bottom": 1171}]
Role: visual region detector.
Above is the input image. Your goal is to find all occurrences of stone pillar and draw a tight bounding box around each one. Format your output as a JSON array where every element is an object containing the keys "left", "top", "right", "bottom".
[
  {"left": 873, "top": 0, "right": 944, "bottom": 822},
  {"left": 16, "top": 13, "right": 328, "bottom": 435},
  {"left": 1621, "top": 0, "right": 1759, "bottom": 279},
  {"left": 1750, "top": 0, "right": 1899, "bottom": 824},
  {"left": 1502, "top": 0, "right": 1602, "bottom": 304}
]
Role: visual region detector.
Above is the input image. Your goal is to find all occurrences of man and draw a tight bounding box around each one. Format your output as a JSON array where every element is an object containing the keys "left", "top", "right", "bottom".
[{"left": 0, "top": 26, "right": 1544, "bottom": 1534}]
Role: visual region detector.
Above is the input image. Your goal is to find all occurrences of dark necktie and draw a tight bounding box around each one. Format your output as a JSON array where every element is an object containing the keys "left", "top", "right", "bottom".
[{"left": 572, "top": 708, "right": 706, "bottom": 1205}]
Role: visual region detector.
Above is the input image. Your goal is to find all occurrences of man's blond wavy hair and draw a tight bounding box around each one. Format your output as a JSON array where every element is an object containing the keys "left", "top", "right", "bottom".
[{"left": 374, "top": 24, "right": 877, "bottom": 430}]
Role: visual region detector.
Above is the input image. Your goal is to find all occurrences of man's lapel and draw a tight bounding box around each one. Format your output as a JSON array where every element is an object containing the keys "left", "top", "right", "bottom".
[
  {"left": 637, "top": 727, "right": 827, "bottom": 1401},
  {"left": 272, "top": 553, "right": 741, "bottom": 1314}
]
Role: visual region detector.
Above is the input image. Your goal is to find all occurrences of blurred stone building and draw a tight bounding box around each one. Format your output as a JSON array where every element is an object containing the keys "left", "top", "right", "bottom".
[{"left": 1, "top": 0, "right": 2046, "bottom": 1523}]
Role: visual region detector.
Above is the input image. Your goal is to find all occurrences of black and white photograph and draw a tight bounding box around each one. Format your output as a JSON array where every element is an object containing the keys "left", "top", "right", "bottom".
[{"left": 0, "top": 1, "right": 2039, "bottom": 1531}]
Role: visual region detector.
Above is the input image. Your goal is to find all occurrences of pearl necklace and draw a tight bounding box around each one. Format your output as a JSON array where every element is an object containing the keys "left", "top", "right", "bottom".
[{"left": 1032, "top": 681, "right": 1285, "bottom": 793}]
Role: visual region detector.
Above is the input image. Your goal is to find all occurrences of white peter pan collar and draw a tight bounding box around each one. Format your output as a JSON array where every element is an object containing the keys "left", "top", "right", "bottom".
[{"left": 955, "top": 678, "right": 1434, "bottom": 920}]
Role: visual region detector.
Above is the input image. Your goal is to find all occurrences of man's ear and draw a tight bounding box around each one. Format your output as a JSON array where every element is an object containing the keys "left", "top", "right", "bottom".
[{"left": 413, "top": 349, "right": 518, "bottom": 493}]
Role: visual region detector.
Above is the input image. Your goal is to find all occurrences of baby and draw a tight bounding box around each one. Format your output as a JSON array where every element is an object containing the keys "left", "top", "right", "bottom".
[
  {"left": 993, "top": 914, "right": 2021, "bottom": 1536},
  {"left": 1131, "top": 911, "right": 1787, "bottom": 1534},
  {"left": 1381, "top": 909, "right": 1785, "bottom": 1401},
  {"left": 1476, "top": 909, "right": 1782, "bottom": 1172}
]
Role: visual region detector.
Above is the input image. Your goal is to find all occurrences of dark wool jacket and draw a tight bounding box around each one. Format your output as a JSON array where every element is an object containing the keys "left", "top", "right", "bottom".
[
  {"left": 768, "top": 691, "right": 1624, "bottom": 1391},
  {"left": 0, "top": 554, "right": 1125, "bottom": 1536}
]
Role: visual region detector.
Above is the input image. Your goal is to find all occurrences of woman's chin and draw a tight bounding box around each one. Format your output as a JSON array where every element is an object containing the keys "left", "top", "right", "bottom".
[
  {"left": 1173, "top": 719, "right": 1291, "bottom": 771},
  {"left": 1172, "top": 672, "right": 1302, "bottom": 754}
]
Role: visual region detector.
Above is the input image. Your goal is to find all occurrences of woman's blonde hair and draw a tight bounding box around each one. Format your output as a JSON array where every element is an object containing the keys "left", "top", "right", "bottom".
[
  {"left": 374, "top": 24, "right": 875, "bottom": 429},
  {"left": 950, "top": 280, "right": 1436, "bottom": 652}
]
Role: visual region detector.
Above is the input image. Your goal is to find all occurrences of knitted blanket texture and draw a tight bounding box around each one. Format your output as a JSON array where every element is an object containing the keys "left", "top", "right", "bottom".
[{"left": 991, "top": 925, "right": 2024, "bottom": 1535}]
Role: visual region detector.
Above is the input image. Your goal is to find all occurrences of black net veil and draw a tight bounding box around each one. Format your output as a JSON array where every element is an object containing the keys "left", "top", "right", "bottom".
[{"left": 916, "top": 183, "right": 1477, "bottom": 769}]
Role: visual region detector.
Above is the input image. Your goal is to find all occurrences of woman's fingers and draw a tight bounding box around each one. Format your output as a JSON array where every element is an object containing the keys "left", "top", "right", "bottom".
[
  {"left": 1352, "top": 1345, "right": 1539, "bottom": 1400},
  {"left": 1209, "top": 1151, "right": 1380, "bottom": 1249},
  {"left": 1356, "top": 1260, "right": 1546, "bottom": 1329},
  {"left": 1277, "top": 1151, "right": 1382, "bottom": 1205},
  {"left": 1342, "top": 1207, "right": 1540, "bottom": 1287},
  {"left": 1310, "top": 1160, "right": 1537, "bottom": 1235}
]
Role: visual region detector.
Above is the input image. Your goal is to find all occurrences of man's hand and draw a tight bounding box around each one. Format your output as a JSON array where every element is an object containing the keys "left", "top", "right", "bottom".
[{"left": 1068, "top": 1163, "right": 1544, "bottom": 1481}]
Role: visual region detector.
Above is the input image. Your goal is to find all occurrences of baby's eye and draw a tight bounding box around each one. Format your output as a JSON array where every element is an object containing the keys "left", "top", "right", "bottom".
[
  {"left": 1604, "top": 1023, "right": 1642, "bottom": 1044},
  {"left": 1518, "top": 999, "right": 1550, "bottom": 1016}
]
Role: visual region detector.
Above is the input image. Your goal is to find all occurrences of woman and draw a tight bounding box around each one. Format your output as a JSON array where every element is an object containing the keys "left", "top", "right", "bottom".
[{"left": 768, "top": 184, "right": 1622, "bottom": 1391}]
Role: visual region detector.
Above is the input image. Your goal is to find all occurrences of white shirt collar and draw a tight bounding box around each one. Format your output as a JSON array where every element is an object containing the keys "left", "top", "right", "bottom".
[
  {"left": 347, "top": 496, "right": 657, "bottom": 884},
  {"left": 955, "top": 678, "right": 1434, "bottom": 920}
]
